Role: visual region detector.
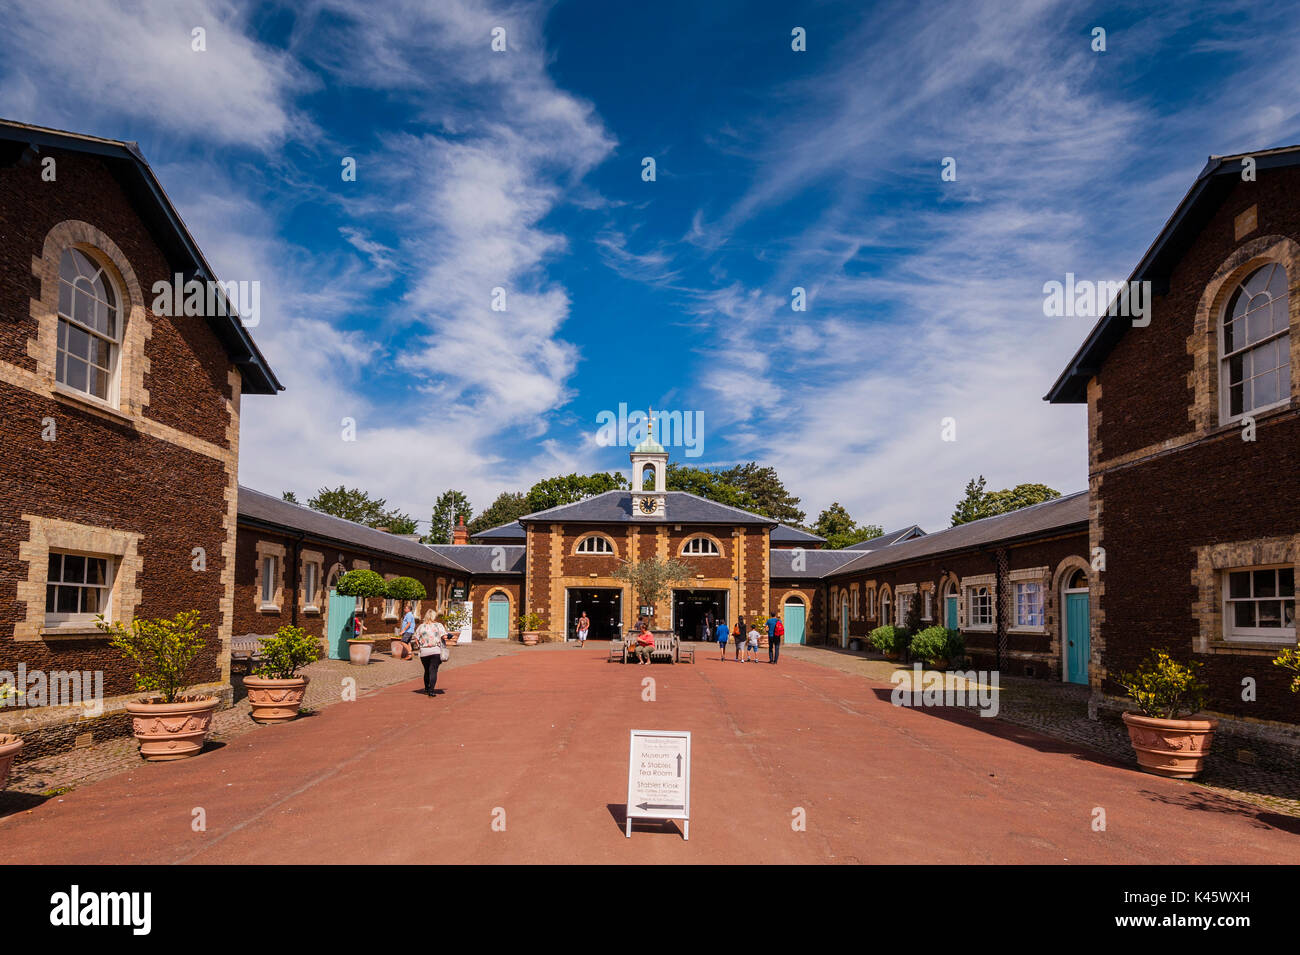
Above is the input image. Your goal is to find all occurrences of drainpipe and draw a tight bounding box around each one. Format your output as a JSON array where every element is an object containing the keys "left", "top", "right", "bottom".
[{"left": 289, "top": 531, "right": 305, "bottom": 627}]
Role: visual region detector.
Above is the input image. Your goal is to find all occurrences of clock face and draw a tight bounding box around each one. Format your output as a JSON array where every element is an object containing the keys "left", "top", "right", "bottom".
[{"left": 639, "top": 497, "right": 658, "bottom": 515}]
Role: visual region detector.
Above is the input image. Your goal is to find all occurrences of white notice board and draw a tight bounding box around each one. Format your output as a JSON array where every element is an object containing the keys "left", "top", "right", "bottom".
[{"left": 625, "top": 730, "right": 691, "bottom": 840}]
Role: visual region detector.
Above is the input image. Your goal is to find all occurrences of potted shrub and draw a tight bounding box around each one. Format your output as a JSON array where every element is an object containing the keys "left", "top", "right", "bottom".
[
  {"left": 1118, "top": 649, "right": 1217, "bottom": 779},
  {"left": 909, "top": 626, "right": 953, "bottom": 669},
  {"left": 0, "top": 683, "right": 23, "bottom": 791},
  {"left": 869, "top": 624, "right": 903, "bottom": 660},
  {"left": 519, "top": 612, "right": 545, "bottom": 645},
  {"left": 336, "top": 569, "right": 387, "bottom": 665},
  {"left": 96, "top": 610, "right": 218, "bottom": 762},
  {"left": 385, "top": 576, "right": 427, "bottom": 657},
  {"left": 244, "top": 625, "right": 318, "bottom": 723}
]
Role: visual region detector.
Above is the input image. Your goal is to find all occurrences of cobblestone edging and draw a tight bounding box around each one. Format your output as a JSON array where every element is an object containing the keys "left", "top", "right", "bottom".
[
  {"left": 783, "top": 645, "right": 1300, "bottom": 818},
  {"left": 0, "top": 641, "right": 537, "bottom": 804}
]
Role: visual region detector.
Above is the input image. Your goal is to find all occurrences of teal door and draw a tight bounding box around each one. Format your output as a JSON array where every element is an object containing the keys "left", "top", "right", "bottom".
[
  {"left": 945, "top": 595, "right": 958, "bottom": 630},
  {"left": 327, "top": 590, "right": 357, "bottom": 660},
  {"left": 783, "top": 602, "right": 806, "bottom": 645},
  {"left": 487, "top": 594, "right": 510, "bottom": 639},
  {"left": 1065, "top": 592, "right": 1090, "bottom": 685},
  {"left": 840, "top": 600, "right": 849, "bottom": 648}
]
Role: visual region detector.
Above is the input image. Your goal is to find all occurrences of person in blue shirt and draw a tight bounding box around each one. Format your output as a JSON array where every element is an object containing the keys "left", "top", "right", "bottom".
[
  {"left": 400, "top": 605, "right": 418, "bottom": 646},
  {"left": 766, "top": 612, "right": 782, "bottom": 664},
  {"left": 716, "top": 620, "right": 730, "bottom": 661}
]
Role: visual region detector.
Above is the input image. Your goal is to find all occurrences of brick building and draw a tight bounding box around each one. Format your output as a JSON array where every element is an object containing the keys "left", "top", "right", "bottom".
[
  {"left": 0, "top": 120, "right": 280, "bottom": 751},
  {"left": 1048, "top": 146, "right": 1300, "bottom": 743}
]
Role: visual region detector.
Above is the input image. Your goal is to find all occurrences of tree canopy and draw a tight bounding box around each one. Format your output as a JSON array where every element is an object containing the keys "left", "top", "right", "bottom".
[
  {"left": 426, "top": 489, "right": 473, "bottom": 544},
  {"left": 666, "top": 462, "right": 805, "bottom": 525},
  {"left": 950, "top": 476, "right": 1061, "bottom": 526},
  {"left": 524, "top": 472, "right": 629, "bottom": 514},
  {"left": 466, "top": 491, "right": 530, "bottom": 538},
  {"left": 307, "top": 486, "right": 417, "bottom": 534},
  {"left": 811, "top": 502, "right": 883, "bottom": 550}
]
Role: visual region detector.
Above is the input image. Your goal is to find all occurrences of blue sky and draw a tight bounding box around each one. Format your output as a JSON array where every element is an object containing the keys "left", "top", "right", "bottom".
[{"left": 4, "top": 0, "right": 1298, "bottom": 532}]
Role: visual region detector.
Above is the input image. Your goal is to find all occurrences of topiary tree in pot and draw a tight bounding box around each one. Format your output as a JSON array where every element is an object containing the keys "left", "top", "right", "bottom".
[
  {"left": 518, "top": 611, "right": 546, "bottom": 645},
  {"left": 384, "top": 576, "right": 428, "bottom": 657},
  {"left": 336, "top": 569, "right": 388, "bottom": 664},
  {"left": 869, "top": 624, "right": 903, "bottom": 659},
  {"left": 96, "top": 609, "right": 217, "bottom": 761},
  {"left": 1117, "top": 649, "right": 1216, "bottom": 779},
  {"left": 245, "top": 624, "right": 320, "bottom": 723}
]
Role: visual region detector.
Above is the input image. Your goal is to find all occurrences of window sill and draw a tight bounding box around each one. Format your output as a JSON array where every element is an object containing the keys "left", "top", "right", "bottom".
[
  {"left": 1205, "top": 639, "right": 1293, "bottom": 655},
  {"left": 51, "top": 384, "right": 136, "bottom": 427},
  {"left": 39, "top": 625, "right": 108, "bottom": 640},
  {"left": 1009, "top": 625, "right": 1046, "bottom": 634},
  {"left": 965, "top": 625, "right": 995, "bottom": 633},
  {"left": 303, "top": 605, "right": 321, "bottom": 615},
  {"left": 258, "top": 603, "right": 281, "bottom": 613},
  {"left": 1218, "top": 399, "right": 1295, "bottom": 431}
]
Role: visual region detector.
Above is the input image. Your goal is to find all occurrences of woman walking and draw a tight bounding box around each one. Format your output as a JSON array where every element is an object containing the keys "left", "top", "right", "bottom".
[
  {"left": 415, "top": 610, "right": 449, "bottom": 696},
  {"left": 575, "top": 611, "right": 590, "bottom": 647}
]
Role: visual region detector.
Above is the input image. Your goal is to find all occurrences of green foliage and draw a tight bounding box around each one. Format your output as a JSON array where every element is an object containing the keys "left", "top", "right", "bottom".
[
  {"left": 0, "top": 682, "right": 23, "bottom": 706},
  {"left": 307, "top": 485, "right": 415, "bottom": 534},
  {"left": 1117, "top": 649, "right": 1208, "bottom": 720},
  {"left": 97, "top": 609, "right": 209, "bottom": 704},
  {"left": 443, "top": 602, "right": 471, "bottom": 634},
  {"left": 950, "top": 475, "right": 1061, "bottom": 526},
  {"left": 467, "top": 491, "right": 530, "bottom": 538},
  {"left": 253, "top": 625, "right": 320, "bottom": 680},
  {"left": 811, "top": 502, "right": 883, "bottom": 550},
  {"left": 335, "top": 569, "right": 388, "bottom": 600},
  {"left": 427, "top": 489, "right": 473, "bottom": 544},
  {"left": 666, "top": 462, "right": 805, "bottom": 525},
  {"left": 281, "top": 490, "right": 299, "bottom": 503},
  {"left": 524, "top": 472, "right": 629, "bottom": 514},
  {"left": 869, "top": 625, "right": 903, "bottom": 655},
  {"left": 1273, "top": 644, "right": 1300, "bottom": 693},
  {"left": 909, "top": 626, "right": 960, "bottom": 664},
  {"left": 385, "top": 576, "right": 427, "bottom": 602},
  {"left": 518, "top": 611, "right": 546, "bottom": 632},
  {"left": 613, "top": 557, "right": 693, "bottom": 609}
]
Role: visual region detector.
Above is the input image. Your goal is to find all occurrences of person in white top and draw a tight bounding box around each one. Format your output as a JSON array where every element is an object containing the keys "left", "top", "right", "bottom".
[
  {"left": 746, "top": 626, "right": 761, "bottom": 662},
  {"left": 414, "top": 609, "right": 449, "bottom": 696},
  {"left": 575, "top": 612, "right": 590, "bottom": 646}
]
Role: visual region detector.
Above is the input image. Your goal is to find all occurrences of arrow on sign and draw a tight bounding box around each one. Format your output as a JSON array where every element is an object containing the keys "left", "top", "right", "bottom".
[
  {"left": 637, "top": 802, "right": 684, "bottom": 811},
  {"left": 676, "top": 754, "right": 682, "bottom": 776}
]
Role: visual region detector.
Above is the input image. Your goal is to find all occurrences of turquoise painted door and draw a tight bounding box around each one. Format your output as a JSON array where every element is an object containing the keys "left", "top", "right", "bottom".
[
  {"left": 1065, "top": 592, "right": 1090, "bottom": 685},
  {"left": 840, "top": 600, "right": 849, "bottom": 648},
  {"left": 783, "top": 602, "right": 806, "bottom": 645},
  {"left": 327, "top": 590, "right": 357, "bottom": 660},
  {"left": 945, "top": 595, "right": 958, "bottom": 630},
  {"left": 487, "top": 595, "right": 510, "bottom": 639}
]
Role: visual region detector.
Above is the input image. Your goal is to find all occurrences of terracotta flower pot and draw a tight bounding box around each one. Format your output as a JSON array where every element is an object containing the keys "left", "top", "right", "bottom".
[
  {"left": 390, "top": 639, "right": 412, "bottom": 660},
  {"left": 125, "top": 696, "right": 219, "bottom": 761},
  {"left": 0, "top": 733, "right": 23, "bottom": 790},
  {"left": 522, "top": 631, "right": 540, "bottom": 646},
  {"left": 1122, "top": 711, "right": 1219, "bottom": 779},
  {"left": 348, "top": 638, "right": 375, "bottom": 665},
  {"left": 244, "top": 674, "right": 311, "bottom": 724}
]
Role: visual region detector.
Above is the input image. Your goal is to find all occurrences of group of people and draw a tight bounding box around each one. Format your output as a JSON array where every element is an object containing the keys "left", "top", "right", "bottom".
[
  {"left": 400, "top": 606, "right": 451, "bottom": 696},
  {"left": 713, "top": 613, "right": 785, "bottom": 664}
]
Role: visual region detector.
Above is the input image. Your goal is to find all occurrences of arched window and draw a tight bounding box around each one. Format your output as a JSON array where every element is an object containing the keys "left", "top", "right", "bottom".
[
  {"left": 1066, "top": 569, "right": 1088, "bottom": 590},
  {"left": 57, "top": 248, "right": 121, "bottom": 401},
  {"left": 576, "top": 535, "right": 613, "bottom": 555},
  {"left": 682, "top": 536, "right": 720, "bottom": 556},
  {"left": 1220, "top": 262, "right": 1290, "bottom": 419},
  {"left": 641, "top": 465, "right": 656, "bottom": 490}
]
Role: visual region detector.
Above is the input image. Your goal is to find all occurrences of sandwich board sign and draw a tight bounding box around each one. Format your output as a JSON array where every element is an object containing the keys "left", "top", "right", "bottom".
[{"left": 626, "top": 730, "right": 691, "bottom": 840}]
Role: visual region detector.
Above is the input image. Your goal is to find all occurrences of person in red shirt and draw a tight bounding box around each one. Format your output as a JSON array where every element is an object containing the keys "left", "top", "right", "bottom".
[{"left": 634, "top": 621, "right": 654, "bottom": 665}]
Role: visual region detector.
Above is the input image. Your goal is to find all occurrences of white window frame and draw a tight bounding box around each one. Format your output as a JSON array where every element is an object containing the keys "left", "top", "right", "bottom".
[
  {"left": 922, "top": 589, "right": 933, "bottom": 622},
  {"left": 963, "top": 575, "right": 995, "bottom": 632},
  {"left": 1222, "top": 565, "right": 1296, "bottom": 644},
  {"left": 682, "top": 536, "right": 720, "bottom": 556},
  {"left": 852, "top": 586, "right": 859, "bottom": 620},
  {"left": 880, "top": 588, "right": 891, "bottom": 627},
  {"left": 1013, "top": 581, "right": 1045, "bottom": 631},
  {"left": 45, "top": 551, "right": 114, "bottom": 628},
  {"left": 303, "top": 560, "right": 320, "bottom": 612},
  {"left": 56, "top": 247, "right": 123, "bottom": 406},
  {"left": 866, "top": 586, "right": 875, "bottom": 619},
  {"left": 260, "top": 555, "right": 279, "bottom": 610},
  {"left": 1218, "top": 262, "right": 1291, "bottom": 424},
  {"left": 576, "top": 535, "right": 614, "bottom": 555}
]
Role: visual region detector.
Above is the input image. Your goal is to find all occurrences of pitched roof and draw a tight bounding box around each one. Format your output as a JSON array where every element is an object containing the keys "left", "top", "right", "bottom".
[
  {"left": 826, "top": 492, "right": 1088, "bottom": 578},
  {"left": 770, "top": 524, "right": 825, "bottom": 544},
  {"left": 770, "top": 549, "right": 862, "bottom": 579},
  {"left": 238, "top": 486, "right": 468, "bottom": 574},
  {"left": 517, "top": 490, "right": 777, "bottom": 527},
  {"left": 0, "top": 119, "right": 281, "bottom": 395},
  {"left": 842, "top": 524, "right": 927, "bottom": 551},
  {"left": 424, "top": 544, "right": 525, "bottom": 574},
  {"left": 470, "top": 520, "right": 526, "bottom": 541},
  {"left": 1046, "top": 144, "right": 1300, "bottom": 404}
]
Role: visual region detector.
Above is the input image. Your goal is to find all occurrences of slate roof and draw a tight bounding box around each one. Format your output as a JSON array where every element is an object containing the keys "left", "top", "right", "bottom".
[
  {"left": 238, "top": 486, "right": 468, "bottom": 574},
  {"left": 842, "top": 524, "right": 927, "bottom": 551},
  {"left": 826, "top": 492, "right": 1088, "bottom": 579},
  {"left": 1046, "top": 144, "right": 1300, "bottom": 404},
  {"left": 425, "top": 544, "right": 526, "bottom": 574},
  {"left": 470, "top": 521, "right": 526, "bottom": 541},
  {"left": 770, "top": 549, "right": 862, "bottom": 580},
  {"left": 1, "top": 119, "right": 281, "bottom": 394},
  {"left": 517, "top": 490, "right": 777, "bottom": 527},
  {"left": 770, "top": 525, "right": 826, "bottom": 544}
]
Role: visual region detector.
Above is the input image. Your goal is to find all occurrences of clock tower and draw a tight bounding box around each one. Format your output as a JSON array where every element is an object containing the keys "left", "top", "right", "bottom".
[{"left": 630, "top": 410, "right": 668, "bottom": 518}]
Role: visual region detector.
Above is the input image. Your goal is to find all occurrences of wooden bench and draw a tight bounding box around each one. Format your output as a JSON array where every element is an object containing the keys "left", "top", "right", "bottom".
[
  {"left": 677, "top": 640, "right": 695, "bottom": 664},
  {"left": 608, "top": 633, "right": 678, "bottom": 663},
  {"left": 230, "top": 633, "right": 269, "bottom": 671}
]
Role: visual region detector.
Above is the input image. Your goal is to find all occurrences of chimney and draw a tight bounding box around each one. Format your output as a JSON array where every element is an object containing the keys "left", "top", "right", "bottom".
[{"left": 452, "top": 515, "right": 469, "bottom": 546}]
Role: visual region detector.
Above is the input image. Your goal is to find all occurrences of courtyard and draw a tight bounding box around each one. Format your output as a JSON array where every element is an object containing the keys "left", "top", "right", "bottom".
[{"left": 2, "top": 644, "right": 1296, "bottom": 865}]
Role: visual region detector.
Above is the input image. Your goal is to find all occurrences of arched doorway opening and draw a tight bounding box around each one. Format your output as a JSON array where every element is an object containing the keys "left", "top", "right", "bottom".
[{"left": 1062, "top": 568, "right": 1090, "bottom": 685}]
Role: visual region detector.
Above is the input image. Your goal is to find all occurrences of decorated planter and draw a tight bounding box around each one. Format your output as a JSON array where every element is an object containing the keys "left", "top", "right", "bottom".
[
  {"left": 244, "top": 675, "right": 311, "bottom": 724},
  {"left": 348, "top": 638, "right": 376, "bottom": 665},
  {"left": 390, "top": 639, "right": 412, "bottom": 660},
  {"left": 1121, "top": 711, "right": 1218, "bottom": 779},
  {"left": 0, "top": 733, "right": 23, "bottom": 790},
  {"left": 522, "top": 631, "right": 541, "bottom": 646},
  {"left": 125, "top": 696, "right": 219, "bottom": 761}
]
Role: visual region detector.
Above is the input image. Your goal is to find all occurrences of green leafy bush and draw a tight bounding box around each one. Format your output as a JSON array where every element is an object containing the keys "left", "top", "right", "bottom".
[
  {"left": 1274, "top": 644, "right": 1300, "bottom": 693},
  {"left": 385, "top": 576, "right": 427, "bottom": 602},
  {"left": 253, "top": 625, "right": 320, "bottom": 680},
  {"left": 869, "top": 625, "right": 902, "bottom": 655},
  {"left": 443, "top": 602, "right": 471, "bottom": 634},
  {"left": 909, "top": 626, "right": 951, "bottom": 664},
  {"left": 336, "top": 569, "right": 387, "bottom": 599},
  {"left": 519, "top": 612, "right": 545, "bottom": 632},
  {"left": 1117, "top": 649, "right": 1207, "bottom": 720},
  {"left": 97, "top": 609, "right": 209, "bottom": 704}
]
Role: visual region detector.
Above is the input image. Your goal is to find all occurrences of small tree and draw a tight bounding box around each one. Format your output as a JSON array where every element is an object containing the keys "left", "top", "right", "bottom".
[
  {"left": 1117, "top": 650, "right": 1208, "bottom": 720},
  {"left": 336, "top": 569, "right": 388, "bottom": 625},
  {"left": 613, "top": 557, "right": 693, "bottom": 617},
  {"left": 385, "top": 576, "right": 427, "bottom": 610},
  {"left": 254, "top": 625, "right": 320, "bottom": 680},
  {"left": 443, "top": 602, "right": 471, "bottom": 635},
  {"left": 97, "top": 609, "right": 210, "bottom": 704}
]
